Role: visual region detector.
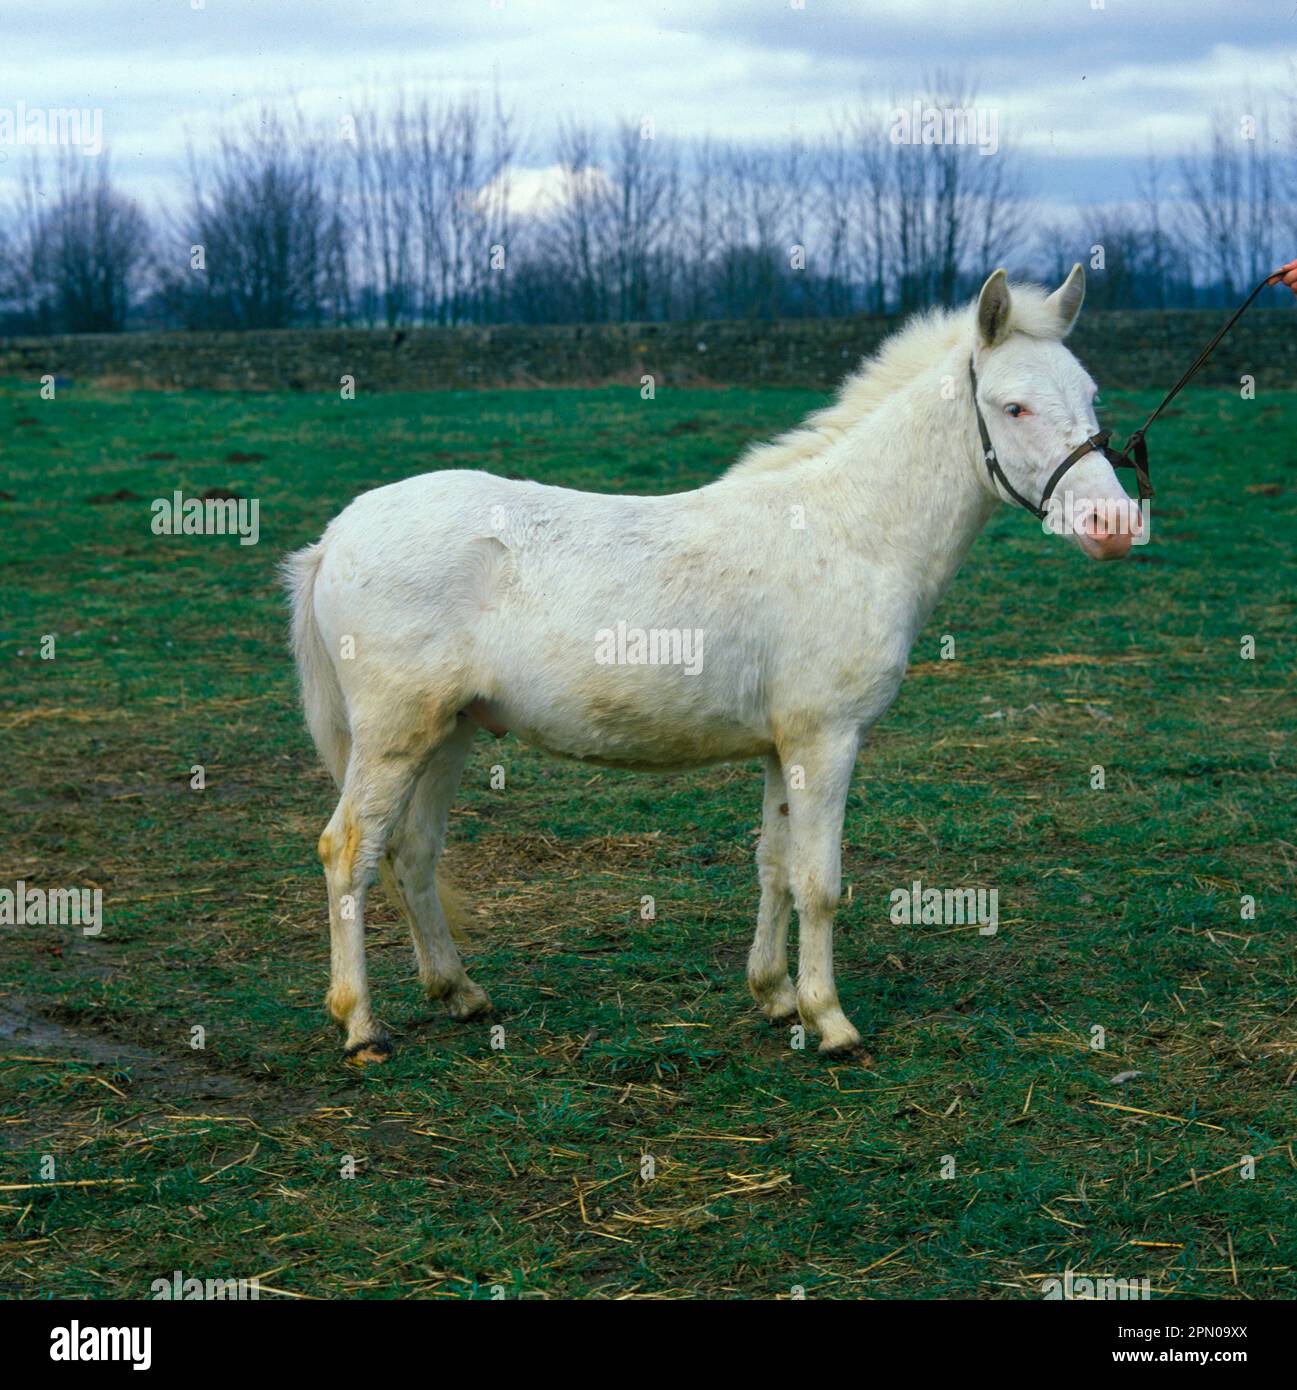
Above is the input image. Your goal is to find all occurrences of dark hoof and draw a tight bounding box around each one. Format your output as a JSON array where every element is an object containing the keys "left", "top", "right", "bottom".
[
  {"left": 820, "top": 1040, "right": 871, "bottom": 1063},
  {"left": 345, "top": 1038, "right": 392, "bottom": 1066}
]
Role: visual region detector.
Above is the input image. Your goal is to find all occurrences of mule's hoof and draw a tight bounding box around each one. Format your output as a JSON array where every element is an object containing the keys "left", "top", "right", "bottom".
[
  {"left": 816, "top": 1018, "right": 863, "bottom": 1056},
  {"left": 346, "top": 1038, "right": 392, "bottom": 1066},
  {"left": 757, "top": 979, "right": 799, "bottom": 1023},
  {"left": 446, "top": 981, "right": 492, "bottom": 1022}
]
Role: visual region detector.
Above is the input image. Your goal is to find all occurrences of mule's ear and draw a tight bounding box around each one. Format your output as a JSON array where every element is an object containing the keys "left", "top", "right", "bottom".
[
  {"left": 976, "top": 269, "right": 1012, "bottom": 348},
  {"left": 1047, "top": 262, "right": 1086, "bottom": 336}
]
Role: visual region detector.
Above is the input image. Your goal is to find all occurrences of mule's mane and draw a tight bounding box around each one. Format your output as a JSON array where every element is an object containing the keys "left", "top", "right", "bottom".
[{"left": 727, "top": 280, "right": 1065, "bottom": 478}]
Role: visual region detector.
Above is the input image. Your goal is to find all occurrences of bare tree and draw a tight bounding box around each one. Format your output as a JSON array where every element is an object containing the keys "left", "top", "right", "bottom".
[
  {"left": 350, "top": 95, "right": 415, "bottom": 326},
  {"left": 713, "top": 143, "right": 793, "bottom": 317},
  {"left": 677, "top": 137, "right": 719, "bottom": 318},
  {"left": 607, "top": 119, "right": 675, "bottom": 320},
  {"left": 880, "top": 73, "right": 1027, "bottom": 311},
  {"left": 1, "top": 153, "right": 151, "bottom": 333},
  {"left": 548, "top": 119, "right": 613, "bottom": 321},
  {"left": 1180, "top": 109, "right": 1250, "bottom": 303},
  {"left": 166, "top": 107, "right": 348, "bottom": 329}
]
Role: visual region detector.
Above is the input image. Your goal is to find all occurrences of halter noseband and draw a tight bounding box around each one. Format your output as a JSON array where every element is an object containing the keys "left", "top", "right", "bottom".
[{"left": 968, "top": 357, "right": 1134, "bottom": 521}]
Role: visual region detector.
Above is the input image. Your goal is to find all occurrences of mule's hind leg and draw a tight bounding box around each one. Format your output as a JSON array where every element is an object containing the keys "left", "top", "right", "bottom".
[
  {"left": 747, "top": 754, "right": 798, "bottom": 1022},
  {"left": 379, "top": 718, "right": 491, "bottom": 1022},
  {"left": 319, "top": 708, "right": 458, "bottom": 1063}
]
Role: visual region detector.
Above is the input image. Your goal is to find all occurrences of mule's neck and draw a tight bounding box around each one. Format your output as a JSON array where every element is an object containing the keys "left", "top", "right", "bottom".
[{"left": 811, "top": 351, "right": 1001, "bottom": 639}]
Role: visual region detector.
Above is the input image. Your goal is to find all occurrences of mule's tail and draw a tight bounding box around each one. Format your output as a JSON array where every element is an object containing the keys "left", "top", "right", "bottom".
[
  {"left": 281, "top": 540, "right": 470, "bottom": 939},
  {"left": 283, "top": 542, "right": 350, "bottom": 785}
]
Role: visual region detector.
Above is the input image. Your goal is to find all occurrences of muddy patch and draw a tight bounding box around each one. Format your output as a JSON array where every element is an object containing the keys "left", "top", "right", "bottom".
[{"left": 0, "top": 997, "right": 250, "bottom": 1111}]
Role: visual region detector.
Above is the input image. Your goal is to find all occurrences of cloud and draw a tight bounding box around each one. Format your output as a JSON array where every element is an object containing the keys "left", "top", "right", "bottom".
[{"left": 0, "top": 0, "right": 1287, "bottom": 209}]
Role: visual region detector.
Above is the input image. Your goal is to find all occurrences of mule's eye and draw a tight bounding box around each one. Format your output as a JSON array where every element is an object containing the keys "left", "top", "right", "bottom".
[{"left": 1004, "top": 403, "right": 1028, "bottom": 419}]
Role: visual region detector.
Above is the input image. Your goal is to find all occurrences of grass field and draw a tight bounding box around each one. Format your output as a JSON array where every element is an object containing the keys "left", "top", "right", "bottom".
[{"left": 2, "top": 377, "right": 1295, "bottom": 1300}]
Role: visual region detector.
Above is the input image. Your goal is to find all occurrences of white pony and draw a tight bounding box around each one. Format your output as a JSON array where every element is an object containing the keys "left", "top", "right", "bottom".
[{"left": 285, "top": 264, "right": 1142, "bottom": 1063}]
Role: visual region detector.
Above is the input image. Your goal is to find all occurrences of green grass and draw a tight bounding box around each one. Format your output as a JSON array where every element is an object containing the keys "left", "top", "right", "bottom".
[{"left": 1, "top": 378, "right": 1295, "bottom": 1300}]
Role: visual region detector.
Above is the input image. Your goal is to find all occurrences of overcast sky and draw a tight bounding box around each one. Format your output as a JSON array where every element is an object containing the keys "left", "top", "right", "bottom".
[{"left": 1, "top": 0, "right": 1292, "bottom": 212}]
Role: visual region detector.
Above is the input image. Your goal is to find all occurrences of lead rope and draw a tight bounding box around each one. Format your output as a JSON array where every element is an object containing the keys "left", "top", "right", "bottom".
[{"left": 1114, "top": 267, "right": 1291, "bottom": 501}]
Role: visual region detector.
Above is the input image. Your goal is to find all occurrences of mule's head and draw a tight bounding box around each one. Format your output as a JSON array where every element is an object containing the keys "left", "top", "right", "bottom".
[{"left": 971, "top": 264, "right": 1142, "bottom": 559}]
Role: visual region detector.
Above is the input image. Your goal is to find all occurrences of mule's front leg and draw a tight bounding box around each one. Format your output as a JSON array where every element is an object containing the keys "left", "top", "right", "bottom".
[
  {"left": 781, "top": 725, "right": 862, "bottom": 1055},
  {"left": 747, "top": 753, "right": 798, "bottom": 1022}
]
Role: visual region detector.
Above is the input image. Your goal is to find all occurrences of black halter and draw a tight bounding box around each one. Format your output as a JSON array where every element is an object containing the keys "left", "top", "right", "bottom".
[
  {"left": 968, "top": 267, "right": 1289, "bottom": 522},
  {"left": 967, "top": 357, "right": 1131, "bottom": 521}
]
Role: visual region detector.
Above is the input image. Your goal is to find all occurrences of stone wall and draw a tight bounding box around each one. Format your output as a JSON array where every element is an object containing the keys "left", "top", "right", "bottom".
[{"left": 1, "top": 310, "right": 1294, "bottom": 394}]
